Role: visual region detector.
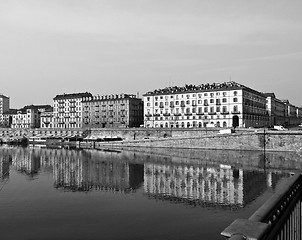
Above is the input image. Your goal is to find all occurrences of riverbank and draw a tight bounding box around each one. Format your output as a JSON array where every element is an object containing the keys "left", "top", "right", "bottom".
[
  {"left": 2, "top": 127, "right": 302, "bottom": 152},
  {"left": 83, "top": 130, "right": 302, "bottom": 152}
]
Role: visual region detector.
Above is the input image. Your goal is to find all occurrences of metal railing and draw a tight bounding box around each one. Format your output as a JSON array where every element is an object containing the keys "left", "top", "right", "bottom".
[{"left": 221, "top": 173, "right": 302, "bottom": 240}]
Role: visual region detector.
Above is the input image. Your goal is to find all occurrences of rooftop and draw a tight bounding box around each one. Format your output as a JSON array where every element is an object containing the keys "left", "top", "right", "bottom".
[
  {"left": 53, "top": 92, "right": 92, "bottom": 100},
  {"left": 143, "top": 81, "right": 261, "bottom": 96}
]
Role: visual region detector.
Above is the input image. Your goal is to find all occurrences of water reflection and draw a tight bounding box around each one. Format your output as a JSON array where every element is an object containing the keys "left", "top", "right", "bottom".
[{"left": 1, "top": 146, "right": 300, "bottom": 208}]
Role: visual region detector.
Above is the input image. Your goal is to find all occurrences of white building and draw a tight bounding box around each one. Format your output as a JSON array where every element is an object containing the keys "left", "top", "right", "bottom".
[
  {"left": 11, "top": 105, "right": 51, "bottom": 129},
  {"left": 40, "top": 107, "right": 54, "bottom": 128},
  {"left": 143, "top": 81, "right": 268, "bottom": 128},
  {"left": 263, "top": 93, "right": 286, "bottom": 127},
  {"left": 53, "top": 92, "right": 92, "bottom": 129}
]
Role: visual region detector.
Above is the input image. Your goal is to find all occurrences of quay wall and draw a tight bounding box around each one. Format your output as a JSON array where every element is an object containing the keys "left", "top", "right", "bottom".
[
  {"left": 0, "top": 128, "right": 83, "bottom": 137},
  {"left": 91, "top": 131, "right": 302, "bottom": 152}
]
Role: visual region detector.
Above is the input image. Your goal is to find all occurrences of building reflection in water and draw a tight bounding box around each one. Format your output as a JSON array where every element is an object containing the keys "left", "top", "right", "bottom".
[
  {"left": 0, "top": 150, "right": 10, "bottom": 181},
  {"left": 0, "top": 146, "right": 293, "bottom": 208},
  {"left": 144, "top": 163, "right": 289, "bottom": 208}
]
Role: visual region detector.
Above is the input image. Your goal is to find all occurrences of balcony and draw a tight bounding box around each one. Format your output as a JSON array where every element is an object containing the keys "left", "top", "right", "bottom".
[
  {"left": 204, "top": 103, "right": 209, "bottom": 106},
  {"left": 185, "top": 113, "right": 192, "bottom": 116},
  {"left": 221, "top": 112, "right": 229, "bottom": 115},
  {"left": 153, "top": 114, "right": 160, "bottom": 117},
  {"left": 232, "top": 111, "right": 241, "bottom": 114},
  {"left": 174, "top": 113, "right": 181, "bottom": 116},
  {"left": 196, "top": 113, "right": 204, "bottom": 115},
  {"left": 208, "top": 112, "right": 216, "bottom": 115},
  {"left": 163, "top": 113, "right": 170, "bottom": 116},
  {"left": 159, "top": 105, "right": 164, "bottom": 108},
  {"left": 145, "top": 114, "right": 152, "bottom": 117}
]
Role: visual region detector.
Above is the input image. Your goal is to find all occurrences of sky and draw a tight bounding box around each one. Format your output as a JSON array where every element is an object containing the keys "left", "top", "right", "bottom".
[{"left": 0, "top": 0, "right": 302, "bottom": 108}]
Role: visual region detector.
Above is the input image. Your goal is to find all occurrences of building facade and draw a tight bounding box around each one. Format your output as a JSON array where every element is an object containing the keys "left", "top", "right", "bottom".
[
  {"left": 11, "top": 105, "right": 52, "bottom": 129},
  {"left": 53, "top": 92, "right": 93, "bottom": 129},
  {"left": 143, "top": 81, "right": 268, "bottom": 128},
  {"left": 264, "top": 93, "right": 286, "bottom": 127},
  {"left": 40, "top": 107, "right": 54, "bottom": 128},
  {"left": 82, "top": 94, "right": 144, "bottom": 128},
  {"left": 0, "top": 94, "right": 10, "bottom": 127}
]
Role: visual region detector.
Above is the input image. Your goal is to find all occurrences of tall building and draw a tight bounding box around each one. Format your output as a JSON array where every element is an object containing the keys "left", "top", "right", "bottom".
[
  {"left": 143, "top": 81, "right": 268, "bottom": 128},
  {"left": 53, "top": 92, "right": 92, "bottom": 129},
  {"left": 11, "top": 105, "right": 52, "bottom": 129},
  {"left": 0, "top": 94, "right": 10, "bottom": 127},
  {"left": 82, "top": 93, "right": 144, "bottom": 128}
]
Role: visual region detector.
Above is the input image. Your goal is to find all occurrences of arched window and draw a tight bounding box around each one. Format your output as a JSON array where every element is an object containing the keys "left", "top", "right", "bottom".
[
  {"left": 187, "top": 122, "right": 190, "bottom": 128},
  {"left": 223, "top": 121, "right": 227, "bottom": 127}
]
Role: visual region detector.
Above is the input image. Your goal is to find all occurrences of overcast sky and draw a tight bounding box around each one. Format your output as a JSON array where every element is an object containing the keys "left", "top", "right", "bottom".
[{"left": 1, "top": 0, "right": 302, "bottom": 108}]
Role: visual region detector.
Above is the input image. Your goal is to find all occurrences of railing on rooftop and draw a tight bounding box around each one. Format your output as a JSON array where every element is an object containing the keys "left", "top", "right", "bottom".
[{"left": 221, "top": 173, "right": 302, "bottom": 240}]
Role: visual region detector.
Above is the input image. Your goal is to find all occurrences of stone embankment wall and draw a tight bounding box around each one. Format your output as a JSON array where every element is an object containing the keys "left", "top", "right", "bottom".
[
  {"left": 0, "top": 128, "right": 83, "bottom": 138},
  {"left": 92, "top": 131, "right": 302, "bottom": 152},
  {"left": 89, "top": 127, "right": 219, "bottom": 140}
]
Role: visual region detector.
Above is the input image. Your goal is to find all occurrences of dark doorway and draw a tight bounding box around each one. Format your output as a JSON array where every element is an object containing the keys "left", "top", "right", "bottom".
[{"left": 232, "top": 115, "right": 239, "bottom": 128}]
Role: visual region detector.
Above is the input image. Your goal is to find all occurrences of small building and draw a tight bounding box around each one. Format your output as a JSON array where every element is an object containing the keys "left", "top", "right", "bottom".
[
  {"left": 40, "top": 107, "right": 54, "bottom": 128},
  {"left": 82, "top": 93, "right": 144, "bottom": 128},
  {"left": 11, "top": 105, "right": 52, "bottom": 129}
]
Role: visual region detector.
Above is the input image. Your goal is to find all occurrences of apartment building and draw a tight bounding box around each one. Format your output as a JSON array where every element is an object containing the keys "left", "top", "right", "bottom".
[
  {"left": 82, "top": 93, "right": 144, "bottom": 128},
  {"left": 40, "top": 107, "right": 54, "bottom": 128},
  {"left": 53, "top": 92, "right": 92, "bottom": 129},
  {"left": 11, "top": 105, "right": 52, "bottom": 129},
  {"left": 143, "top": 81, "right": 268, "bottom": 128},
  {"left": 0, "top": 94, "right": 10, "bottom": 127},
  {"left": 263, "top": 93, "right": 286, "bottom": 127}
]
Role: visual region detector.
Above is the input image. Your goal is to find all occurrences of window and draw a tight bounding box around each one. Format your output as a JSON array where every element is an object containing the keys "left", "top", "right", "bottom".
[
  {"left": 210, "top": 107, "right": 214, "bottom": 113},
  {"left": 198, "top": 100, "right": 202, "bottom": 104},
  {"left": 234, "top": 91, "right": 238, "bottom": 96},
  {"left": 210, "top": 93, "right": 214, "bottom": 97},
  {"left": 155, "top": 102, "right": 158, "bottom": 106},
  {"left": 223, "top": 92, "right": 227, "bottom": 96},
  {"left": 186, "top": 100, "right": 190, "bottom": 104},
  {"left": 147, "top": 97, "right": 150, "bottom": 101},
  {"left": 198, "top": 94, "right": 202, "bottom": 98},
  {"left": 204, "top": 107, "right": 208, "bottom": 113},
  {"left": 216, "top": 107, "right": 220, "bottom": 112},
  {"left": 222, "top": 98, "right": 227, "bottom": 103},
  {"left": 210, "top": 99, "right": 214, "bottom": 103},
  {"left": 186, "top": 94, "right": 190, "bottom": 99},
  {"left": 222, "top": 106, "right": 227, "bottom": 113},
  {"left": 233, "top": 98, "right": 238, "bottom": 102}
]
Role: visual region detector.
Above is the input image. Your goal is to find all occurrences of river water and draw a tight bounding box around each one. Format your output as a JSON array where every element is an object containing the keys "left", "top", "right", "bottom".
[{"left": 0, "top": 146, "right": 302, "bottom": 240}]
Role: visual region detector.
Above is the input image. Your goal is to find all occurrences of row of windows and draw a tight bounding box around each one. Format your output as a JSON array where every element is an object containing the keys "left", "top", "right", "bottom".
[
  {"left": 146, "top": 91, "right": 238, "bottom": 101},
  {"left": 148, "top": 106, "right": 239, "bottom": 115},
  {"left": 147, "top": 98, "right": 239, "bottom": 107}
]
